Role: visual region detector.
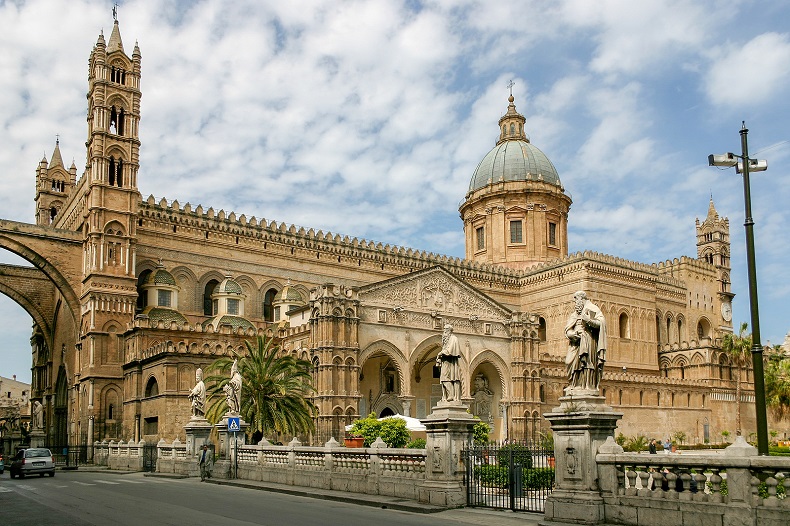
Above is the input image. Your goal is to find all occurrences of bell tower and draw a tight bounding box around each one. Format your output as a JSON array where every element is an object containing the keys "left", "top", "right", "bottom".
[
  {"left": 35, "top": 138, "right": 77, "bottom": 226},
  {"left": 696, "top": 197, "right": 734, "bottom": 325},
  {"left": 79, "top": 16, "right": 142, "bottom": 372}
]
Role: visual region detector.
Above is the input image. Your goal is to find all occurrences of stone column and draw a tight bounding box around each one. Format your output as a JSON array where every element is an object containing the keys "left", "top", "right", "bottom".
[
  {"left": 541, "top": 392, "right": 622, "bottom": 526},
  {"left": 418, "top": 402, "right": 476, "bottom": 508}
]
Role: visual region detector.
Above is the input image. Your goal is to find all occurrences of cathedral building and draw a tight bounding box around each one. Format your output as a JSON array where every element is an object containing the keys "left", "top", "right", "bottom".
[{"left": 5, "top": 19, "right": 786, "bottom": 449}]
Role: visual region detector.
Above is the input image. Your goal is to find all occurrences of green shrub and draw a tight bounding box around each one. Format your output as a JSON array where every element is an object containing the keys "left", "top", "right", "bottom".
[
  {"left": 348, "top": 414, "right": 410, "bottom": 448},
  {"left": 473, "top": 465, "right": 509, "bottom": 488},
  {"left": 379, "top": 418, "right": 410, "bottom": 448},
  {"left": 623, "top": 435, "right": 648, "bottom": 452},
  {"left": 407, "top": 438, "right": 426, "bottom": 449},
  {"left": 473, "top": 419, "right": 491, "bottom": 446},
  {"left": 497, "top": 444, "right": 533, "bottom": 469},
  {"left": 348, "top": 414, "right": 381, "bottom": 447},
  {"left": 523, "top": 467, "right": 555, "bottom": 489}
]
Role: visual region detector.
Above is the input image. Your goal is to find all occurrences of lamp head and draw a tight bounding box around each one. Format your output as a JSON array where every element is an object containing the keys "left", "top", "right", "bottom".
[
  {"left": 736, "top": 159, "right": 768, "bottom": 173},
  {"left": 708, "top": 153, "right": 737, "bottom": 167}
]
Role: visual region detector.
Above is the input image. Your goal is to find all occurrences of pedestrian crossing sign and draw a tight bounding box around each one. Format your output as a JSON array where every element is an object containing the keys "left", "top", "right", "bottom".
[{"left": 227, "top": 417, "right": 240, "bottom": 432}]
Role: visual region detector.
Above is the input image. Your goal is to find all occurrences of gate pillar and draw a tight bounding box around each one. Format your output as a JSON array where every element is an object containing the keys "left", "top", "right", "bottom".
[
  {"left": 418, "top": 404, "right": 476, "bottom": 508},
  {"left": 184, "top": 418, "right": 213, "bottom": 457},
  {"left": 541, "top": 393, "right": 622, "bottom": 526}
]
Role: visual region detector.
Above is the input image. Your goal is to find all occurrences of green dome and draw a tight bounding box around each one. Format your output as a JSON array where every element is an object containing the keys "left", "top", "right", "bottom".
[
  {"left": 145, "top": 267, "right": 177, "bottom": 286},
  {"left": 202, "top": 315, "right": 255, "bottom": 331},
  {"left": 274, "top": 285, "right": 303, "bottom": 303},
  {"left": 214, "top": 277, "right": 243, "bottom": 295},
  {"left": 469, "top": 139, "right": 561, "bottom": 193},
  {"left": 143, "top": 307, "right": 187, "bottom": 325}
]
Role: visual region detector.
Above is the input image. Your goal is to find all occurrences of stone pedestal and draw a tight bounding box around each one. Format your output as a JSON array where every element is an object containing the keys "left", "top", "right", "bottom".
[
  {"left": 541, "top": 392, "right": 622, "bottom": 526},
  {"left": 215, "top": 414, "right": 248, "bottom": 460},
  {"left": 184, "top": 417, "right": 213, "bottom": 457},
  {"left": 29, "top": 430, "right": 46, "bottom": 448},
  {"left": 418, "top": 402, "right": 476, "bottom": 508}
]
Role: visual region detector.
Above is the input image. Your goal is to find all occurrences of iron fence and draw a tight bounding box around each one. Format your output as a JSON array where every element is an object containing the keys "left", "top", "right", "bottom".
[
  {"left": 48, "top": 445, "right": 93, "bottom": 468},
  {"left": 464, "top": 441, "right": 555, "bottom": 512}
]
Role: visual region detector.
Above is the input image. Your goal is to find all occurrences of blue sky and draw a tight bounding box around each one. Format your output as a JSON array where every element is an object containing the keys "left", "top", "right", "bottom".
[{"left": 1, "top": 0, "right": 789, "bottom": 383}]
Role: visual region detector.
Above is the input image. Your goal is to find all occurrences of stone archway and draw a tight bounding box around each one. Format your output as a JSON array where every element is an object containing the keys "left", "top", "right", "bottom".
[{"left": 358, "top": 340, "right": 408, "bottom": 418}]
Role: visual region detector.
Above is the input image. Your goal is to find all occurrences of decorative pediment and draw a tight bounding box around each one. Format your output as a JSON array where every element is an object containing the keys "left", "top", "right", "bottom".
[{"left": 359, "top": 266, "right": 511, "bottom": 322}]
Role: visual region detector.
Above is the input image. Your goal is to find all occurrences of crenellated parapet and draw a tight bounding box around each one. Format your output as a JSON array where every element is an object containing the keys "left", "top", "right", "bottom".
[{"left": 138, "top": 195, "right": 522, "bottom": 287}]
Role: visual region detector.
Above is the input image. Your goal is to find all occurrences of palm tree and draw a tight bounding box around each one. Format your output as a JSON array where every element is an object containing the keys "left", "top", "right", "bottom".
[
  {"left": 721, "top": 322, "right": 752, "bottom": 436},
  {"left": 765, "top": 346, "right": 790, "bottom": 419},
  {"left": 204, "top": 335, "right": 317, "bottom": 440}
]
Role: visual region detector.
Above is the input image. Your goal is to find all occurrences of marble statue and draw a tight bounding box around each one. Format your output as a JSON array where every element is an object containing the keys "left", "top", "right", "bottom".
[
  {"left": 223, "top": 359, "right": 242, "bottom": 415},
  {"left": 32, "top": 400, "right": 44, "bottom": 430},
  {"left": 472, "top": 373, "right": 493, "bottom": 423},
  {"left": 564, "top": 291, "right": 607, "bottom": 391},
  {"left": 437, "top": 324, "right": 462, "bottom": 403},
  {"left": 188, "top": 368, "right": 206, "bottom": 418}
]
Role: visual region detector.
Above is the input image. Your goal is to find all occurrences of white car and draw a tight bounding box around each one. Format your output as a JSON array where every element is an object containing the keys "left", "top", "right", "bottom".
[{"left": 9, "top": 448, "right": 55, "bottom": 478}]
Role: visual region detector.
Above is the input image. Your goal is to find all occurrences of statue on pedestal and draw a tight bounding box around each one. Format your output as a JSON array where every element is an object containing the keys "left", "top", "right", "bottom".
[
  {"left": 223, "top": 359, "right": 242, "bottom": 415},
  {"left": 188, "top": 368, "right": 206, "bottom": 418},
  {"left": 32, "top": 400, "right": 44, "bottom": 430},
  {"left": 437, "top": 324, "right": 462, "bottom": 403},
  {"left": 564, "top": 291, "right": 607, "bottom": 391}
]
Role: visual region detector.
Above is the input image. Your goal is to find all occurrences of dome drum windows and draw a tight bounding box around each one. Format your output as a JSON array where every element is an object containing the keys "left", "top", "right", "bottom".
[
  {"left": 475, "top": 226, "right": 485, "bottom": 251},
  {"left": 509, "top": 220, "right": 523, "bottom": 244},
  {"left": 548, "top": 222, "right": 558, "bottom": 247}
]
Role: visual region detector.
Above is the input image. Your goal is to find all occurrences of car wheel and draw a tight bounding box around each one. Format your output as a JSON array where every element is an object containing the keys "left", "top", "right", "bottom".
[
  {"left": 48, "top": 472, "right": 55, "bottom": 477},
  {"left": 9, "top": 471, "right": 14, "bottom": 479},
  {"left": 40, "top": 473, "right": 45, "bottom": 477},
  {"left": 18, "top": 472, "right": 25, "bottom": 479}
]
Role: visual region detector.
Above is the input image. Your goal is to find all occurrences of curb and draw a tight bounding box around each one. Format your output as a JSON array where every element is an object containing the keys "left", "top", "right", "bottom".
[{"left": 204, "top": 478, "right": 447, "bottom": 514}]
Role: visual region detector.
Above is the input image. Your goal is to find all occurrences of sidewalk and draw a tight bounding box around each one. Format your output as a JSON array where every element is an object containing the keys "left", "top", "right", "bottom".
[{"left": 202, "top": 477, "right": 543, "bottom": 525}]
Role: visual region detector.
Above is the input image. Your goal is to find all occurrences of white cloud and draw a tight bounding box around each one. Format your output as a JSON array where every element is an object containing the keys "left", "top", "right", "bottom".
[{"left": 705, "top": 32, "right": 790, "bottom": 107}]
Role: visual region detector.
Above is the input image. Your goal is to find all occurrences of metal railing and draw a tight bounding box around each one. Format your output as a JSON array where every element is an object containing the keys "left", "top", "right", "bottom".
[{"left": 464, "top": 441, "right": 555, "bottom": 512}]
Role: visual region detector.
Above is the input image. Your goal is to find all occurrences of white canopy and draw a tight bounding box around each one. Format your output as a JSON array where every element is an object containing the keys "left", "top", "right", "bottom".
[{"left": 345, "top": 414, "right": 426, "bottom": 432}]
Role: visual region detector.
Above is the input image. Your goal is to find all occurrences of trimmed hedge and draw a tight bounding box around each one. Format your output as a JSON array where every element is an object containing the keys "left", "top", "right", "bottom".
[
  {"left": 496, "top": 444, "right": 534, "bottom": 469},
  {"left": 472, "top": 465, "right": 555, "bottom": 490}
]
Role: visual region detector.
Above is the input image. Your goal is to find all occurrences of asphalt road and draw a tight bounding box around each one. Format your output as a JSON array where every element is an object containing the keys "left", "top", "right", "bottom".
[{"left": 0, "top": 470, "right": 539, "bottom": 526}]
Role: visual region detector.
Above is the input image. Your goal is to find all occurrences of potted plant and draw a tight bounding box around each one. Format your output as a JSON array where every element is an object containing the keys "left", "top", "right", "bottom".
[{"left": 344, "top": 434, "right": 364, "bottom": 448}]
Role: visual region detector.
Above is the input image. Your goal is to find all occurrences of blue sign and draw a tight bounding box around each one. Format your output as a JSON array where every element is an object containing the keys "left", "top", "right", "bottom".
[{"left": 227, "top": 417, "right": 240, "bottom": 432}]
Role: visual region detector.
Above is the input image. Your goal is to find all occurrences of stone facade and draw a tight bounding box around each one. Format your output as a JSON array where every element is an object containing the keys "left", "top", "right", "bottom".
[{"left": 2, "top": 18, "right": 788, "bottom": 450}]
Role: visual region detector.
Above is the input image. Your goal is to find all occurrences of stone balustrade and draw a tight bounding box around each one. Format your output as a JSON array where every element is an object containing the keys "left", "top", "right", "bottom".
[
  {"left": 153, "top": 435, "right": 427, "bottom": 500},
  {"left": 92, "top": 439, "right": 148, "bottom": 471},
  {"left": 596, "top": 446, "right": 790, "bottom": 526}
]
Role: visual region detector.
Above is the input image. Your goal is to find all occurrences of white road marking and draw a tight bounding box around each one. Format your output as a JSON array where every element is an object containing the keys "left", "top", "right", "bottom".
[
  {"left": 73, "top": 481, "right": 96, "bottom": 486},
  {"left": 94, "top": 479, "right": 121, "bottom": 485},
  {"left": 16, "top": 484, "right": 35, "bottom": 491},
  {"left": 0, "top": 487, "right": 13, "bottom": 493},
  {"left": 115, "top": 479, "right": 144, "bottom": 484}
]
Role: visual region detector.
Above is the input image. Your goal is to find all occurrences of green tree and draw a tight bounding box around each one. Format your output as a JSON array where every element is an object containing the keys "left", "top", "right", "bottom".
[
  {"left": 765, "top": 354, "right": 790, "bottom": 419},
  {"left": 722, "top": 322, "right": 752, "bottom": 436},
  {"left": 204, "top": 335, "right": 316, "bottom": 439}
]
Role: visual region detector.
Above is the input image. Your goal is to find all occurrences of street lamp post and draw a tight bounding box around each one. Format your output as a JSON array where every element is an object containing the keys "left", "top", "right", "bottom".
[{"left": 708, "top": 121, "right": 769, "bottom": 455}]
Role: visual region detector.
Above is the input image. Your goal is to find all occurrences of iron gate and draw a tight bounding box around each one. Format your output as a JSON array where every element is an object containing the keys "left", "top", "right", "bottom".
[
  {"left": 464, "top": 442, "right": 555, "bottom": 512},
  {"left": 142, "top": 444, "right": 158, "bottom": 472}
]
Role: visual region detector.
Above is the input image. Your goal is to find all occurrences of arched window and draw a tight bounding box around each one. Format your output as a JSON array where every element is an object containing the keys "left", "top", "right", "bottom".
[
  {"left": 263, "top": 288, "right": 278, "bottom": 321},
  {"left": 136, "top": 269, "right": 152, "bottom": 312},
  {"left": 50, "top": 207, "right": 58, "bottom": 223},
  {"left": 677, "top": 318, "right": 684, "bottom": 342},
  {"left": 655, "top": 315, "right": 661, "bottom": 344},
  {"left": 697, "top": 319, "right": 711, "bottom": 340},
  {"left": 203, "top": 280, "right": 219, "bottom": 316},
  {"left": 619, "top": 313, "right": 630, "bottom": 339},
  {"left": 538, "top": 317, "right": 547, "bottom": 342},
  {"left": 144, "top": 377, "right": 159, "bottom": 397},
  {"left": 510, "top": 123, "right": 515, "bottom": 135},
  {"left": 108, "top": 404, "right": 114, "bottom": 420}
]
